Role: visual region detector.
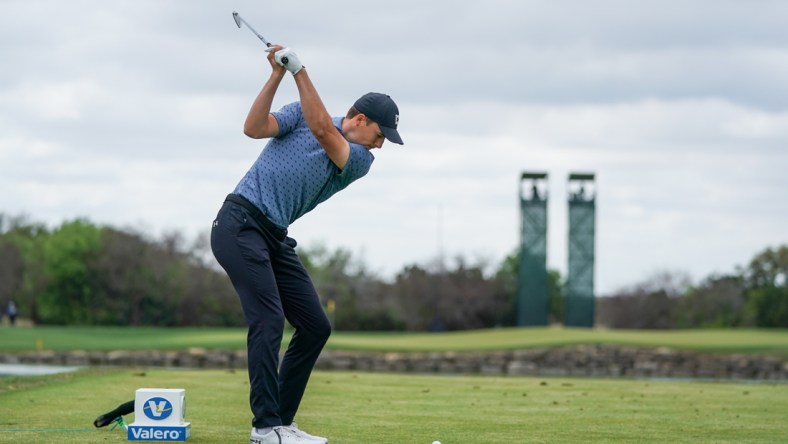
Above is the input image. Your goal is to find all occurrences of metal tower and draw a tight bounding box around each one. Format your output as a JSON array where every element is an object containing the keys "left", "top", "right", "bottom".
[
  {"left": 517, "top": 172, "right": 549, "bottom": 326},
  {"left": 565, "top": 173, "right": 596, "bottom": 327}
]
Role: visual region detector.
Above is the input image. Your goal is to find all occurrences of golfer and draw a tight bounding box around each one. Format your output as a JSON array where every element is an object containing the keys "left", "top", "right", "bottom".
[{"left": 210, "top": 44, "right": 403, "bottom": 444}]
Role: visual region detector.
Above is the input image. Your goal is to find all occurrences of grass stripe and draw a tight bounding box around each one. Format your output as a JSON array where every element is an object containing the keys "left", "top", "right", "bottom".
[{"left": 2, "top": 326, "right": 787, "bottom": 356}]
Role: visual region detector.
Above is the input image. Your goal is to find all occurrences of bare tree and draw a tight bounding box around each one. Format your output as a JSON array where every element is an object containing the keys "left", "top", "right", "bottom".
[{"left": 597, "top": 270, "right": 692, "bottom": 329}]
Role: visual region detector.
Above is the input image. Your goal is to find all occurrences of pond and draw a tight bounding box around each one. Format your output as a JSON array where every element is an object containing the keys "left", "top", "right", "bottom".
[{"left": 0, "top": 363, "right": 82, "bottom": 377}]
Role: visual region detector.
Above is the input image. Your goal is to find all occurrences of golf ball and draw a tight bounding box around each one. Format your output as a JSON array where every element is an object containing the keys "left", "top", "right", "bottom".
[{"left": 432, "top": 441, "right": 441, "bottom": 444}]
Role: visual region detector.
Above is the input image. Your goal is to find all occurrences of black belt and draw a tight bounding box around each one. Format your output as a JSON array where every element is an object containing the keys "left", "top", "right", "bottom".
[{"left": 225, "top": 194, "right": 288, "bottom": 241}]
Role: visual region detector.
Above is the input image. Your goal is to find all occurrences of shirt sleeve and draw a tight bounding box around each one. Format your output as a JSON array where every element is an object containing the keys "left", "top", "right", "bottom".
[
  {"left": 338, "top": 143, "right": 374, "bottom": 181},
  {"left": 271, "top": 102, "right": 304, "bottom": 137}
]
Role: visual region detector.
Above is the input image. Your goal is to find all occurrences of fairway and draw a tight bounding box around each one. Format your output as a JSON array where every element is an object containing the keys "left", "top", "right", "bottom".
[
  {"left": 2, "top": 326, "right": 788, "bottom": 356},
  {"left": 1, "top": 368, "right": 787, "bottom": 443}
]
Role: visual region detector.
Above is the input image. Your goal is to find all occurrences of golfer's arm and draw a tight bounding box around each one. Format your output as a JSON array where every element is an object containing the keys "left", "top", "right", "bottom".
[
  {"left": 293, "top": 69, "right": 350, "bottom": 169},
  {"left": 243, "top": 71, "right": 286, "bottom": 139}
]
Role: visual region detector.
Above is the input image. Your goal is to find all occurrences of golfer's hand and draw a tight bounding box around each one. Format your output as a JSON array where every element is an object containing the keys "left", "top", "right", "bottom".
[
  {"left": 273, "top": 47, "right": 304, "bottom": 75},
  {"left": 265, "top": 44, "right": 287, "bottom": 75}
]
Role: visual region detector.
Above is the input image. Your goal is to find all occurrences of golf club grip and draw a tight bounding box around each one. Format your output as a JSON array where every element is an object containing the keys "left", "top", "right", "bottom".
[
  {"left": 268, "top": 45, "right": 289, "bottom": 64},
  {"left": 270, "top": 44, "right": 289, "bottom": 64}
]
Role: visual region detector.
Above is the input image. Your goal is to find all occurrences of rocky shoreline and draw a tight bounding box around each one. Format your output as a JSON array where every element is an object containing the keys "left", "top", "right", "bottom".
[{"left": 2, "top": 345, "right": 786, "bottom": 380}]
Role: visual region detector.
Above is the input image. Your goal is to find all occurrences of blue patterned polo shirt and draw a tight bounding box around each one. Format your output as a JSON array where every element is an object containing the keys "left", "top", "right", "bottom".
[{"left": 233, "top": 101, "right": 375, "bottom": 229}]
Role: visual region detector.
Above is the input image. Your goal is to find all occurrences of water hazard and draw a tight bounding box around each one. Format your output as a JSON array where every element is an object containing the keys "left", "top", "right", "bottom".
[{"left": 0, "top": 363, "right": 81, "bottom": 377}]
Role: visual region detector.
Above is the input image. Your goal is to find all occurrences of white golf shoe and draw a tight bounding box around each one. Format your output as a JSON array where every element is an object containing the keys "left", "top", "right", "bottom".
[
  {"left": 250, "top": 425, "right": 328, "bottom": 444},
  {"left": 285, "top": 423, "right": 328, "bottom": 443}
]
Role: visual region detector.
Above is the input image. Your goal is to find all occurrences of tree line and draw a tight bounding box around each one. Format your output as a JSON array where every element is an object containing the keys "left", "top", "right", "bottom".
[
  {"left": 0, "top": 215, "right": 241, "bottom": 326},
  {"left": 1, "top": 214, "right": 785, "bottom": 329},
  {"left": 597, "top": 247, "right": 788, "bottom": 329}
]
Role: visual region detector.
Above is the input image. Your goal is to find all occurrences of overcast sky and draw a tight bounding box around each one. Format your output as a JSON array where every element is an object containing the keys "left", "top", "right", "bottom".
[{"left": 1, "top": 0, "right": 786, "bottom": 294}]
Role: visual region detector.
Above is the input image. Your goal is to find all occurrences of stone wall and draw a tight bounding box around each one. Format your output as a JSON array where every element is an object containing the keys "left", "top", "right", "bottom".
[
  {"left": 2, "top": 345, "right": 786, "bottom": 380},
  {"left": 315, "top": 346, "right": 788, "bottom": 380}
]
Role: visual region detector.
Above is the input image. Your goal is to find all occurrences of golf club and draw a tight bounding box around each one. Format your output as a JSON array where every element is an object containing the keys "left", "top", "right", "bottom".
[
  {"left": 232, "top": 11, "right": 271, "bottom": 47},
  {"left": 232, "top": 11, "right": 290, "bottom": 65}
]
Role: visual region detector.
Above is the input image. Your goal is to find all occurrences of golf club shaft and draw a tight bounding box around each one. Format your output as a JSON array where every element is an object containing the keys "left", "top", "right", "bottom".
[
  {"left": 233, "top": 12, "right": 271, "bottom": 47},
  {"left": 232, "top": 12, "right": 288, "bottom": 64}
]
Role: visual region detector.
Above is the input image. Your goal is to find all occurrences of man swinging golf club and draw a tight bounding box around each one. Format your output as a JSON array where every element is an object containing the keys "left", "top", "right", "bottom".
[{"left": 210, "top": 39, "right": 403, "bottom": 444}]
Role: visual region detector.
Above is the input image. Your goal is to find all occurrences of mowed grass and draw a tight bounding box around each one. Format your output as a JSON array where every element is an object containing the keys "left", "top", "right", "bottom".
[
  {"left": 1, "top": 368, "right": 787, "bottom": 443},
  {"left": 2, "top": 326, "right": 788, "bottom": 356}
]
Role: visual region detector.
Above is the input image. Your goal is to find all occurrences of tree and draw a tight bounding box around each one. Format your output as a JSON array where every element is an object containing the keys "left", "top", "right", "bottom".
[
  {"left": 747, "top": 286, "right": 788, "bottom": 327},
  {"left": 0, "top": 236, "right": 25, "bottom": 312},
  {"left": 548, "top": 269, "right": 564, "bottom": 324},
  {"left": 741, "top": 245, "right": 788, "bottom": 327},
  {"left": 37, "top": 219, "right": 102, "bottom": 324},
  {"left": 389, "top": 264, "right": 434, "bottom": 330},
  {"left": 493, "top": 249, "right": 564, "bottom": 326},
  {"left": 596, "top": 270, "right": 691, "bottom": 329},
  {"left": 434, "top": 256, "right": 503, "bottom": 330},
  {"left": 299, "top": 244, "right": 398, "bottom": 331},
  {"left": 492, "top": 251, "right": 518, "bottom": 326},
  {"left": 741, "top": 245, "right": 788, "bottom": 288},
  {"left": 385, "top": 255, "right": 510, "bottom": 331},
  {"left": 0, "top": 214, "right": 242, "bottom": 327},
  {"left": 675, "top": 274, "right": 747, "bottom": 327},
  {"left": 0, "top": 215, "right": 49, "bottom": 323},
  {"left": 90, "top": 227, "right": 242, "bottom": 326}
]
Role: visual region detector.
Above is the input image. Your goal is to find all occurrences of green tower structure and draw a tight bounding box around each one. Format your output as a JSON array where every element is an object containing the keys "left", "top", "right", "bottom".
[
  {"left": 565, "top": 173, "right": 596, "bottom": 327},
  {"left": 517, "top": 172, "right": 549, "bottom": 326}
]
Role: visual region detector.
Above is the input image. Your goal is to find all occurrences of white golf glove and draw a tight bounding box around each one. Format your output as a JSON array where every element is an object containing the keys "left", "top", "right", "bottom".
[{"left": 273, "top": 47, "right": 303, "bottom": 75}]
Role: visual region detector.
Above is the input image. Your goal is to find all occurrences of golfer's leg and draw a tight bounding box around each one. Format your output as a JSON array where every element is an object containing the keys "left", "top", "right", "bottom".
[
  {"left": 211, "top": 203, "right": 285, "bottom": 429},
  {"left": 274, "top": 240, "right": 331, "bottom": 424}
]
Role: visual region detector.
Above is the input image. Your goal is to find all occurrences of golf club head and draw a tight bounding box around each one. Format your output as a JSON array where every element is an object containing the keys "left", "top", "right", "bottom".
[{"left": 232, "top": 11, "right": 242, "bottom": 28}]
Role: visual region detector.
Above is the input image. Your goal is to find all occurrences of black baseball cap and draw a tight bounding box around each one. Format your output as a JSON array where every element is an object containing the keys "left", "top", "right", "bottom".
[{"left": 353, "top": 92, "right": 403, "bottom": 145}]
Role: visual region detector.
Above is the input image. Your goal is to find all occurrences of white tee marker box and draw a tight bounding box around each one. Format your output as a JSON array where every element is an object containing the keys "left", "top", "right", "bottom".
[{"left": 128, "top": 388, "right": 191, "bottom": 441}]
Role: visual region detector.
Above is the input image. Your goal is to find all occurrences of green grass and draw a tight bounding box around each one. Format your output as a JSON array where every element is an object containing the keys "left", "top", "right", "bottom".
[
  {"left": 2, "top": 326, "right": 788, "bottom": 357},
  {"left": 0, "top": 326, "right": 248, "bottom": 352},
  {"left": 1, "top": 368, "right": 787, "bottom": 443},
  {"left": 328, "top": 328, "right": 788, "bottom": 356}
]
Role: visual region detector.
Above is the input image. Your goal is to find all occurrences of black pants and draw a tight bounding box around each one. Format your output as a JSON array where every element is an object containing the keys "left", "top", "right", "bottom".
[{"left": 211, "top": 199, "right": 331, "bottom": 428}]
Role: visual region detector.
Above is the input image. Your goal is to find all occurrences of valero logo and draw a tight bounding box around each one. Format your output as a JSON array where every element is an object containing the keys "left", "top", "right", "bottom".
[{"left": 143, "top": 397, "right": 174, "bottom": 421}]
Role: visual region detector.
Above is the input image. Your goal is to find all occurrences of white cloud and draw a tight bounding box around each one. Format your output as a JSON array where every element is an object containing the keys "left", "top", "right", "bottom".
[
  {"left": 5, "top": 79, "right": 107, "bottom": 121},
  {"left": 1, "top": 0, "right": 786, "bottom": 294}
]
